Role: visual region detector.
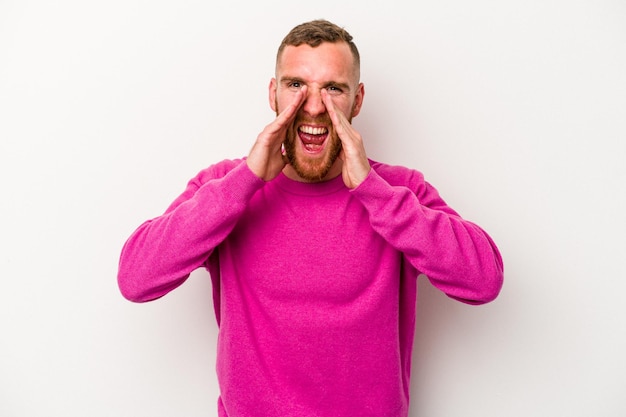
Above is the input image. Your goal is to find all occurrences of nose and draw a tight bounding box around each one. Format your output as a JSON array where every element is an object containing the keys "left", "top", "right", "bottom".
[{"left": 302, "top": 88, "right": 326, "bottom": 117}]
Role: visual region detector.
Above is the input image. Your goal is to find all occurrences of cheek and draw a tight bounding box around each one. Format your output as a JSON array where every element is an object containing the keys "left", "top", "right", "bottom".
[
  {"left": 275, "top": 90, "right": 298, "bottom": 113},
  {"left": 334, "top": 96, "right": 355, "bottom": 116}
]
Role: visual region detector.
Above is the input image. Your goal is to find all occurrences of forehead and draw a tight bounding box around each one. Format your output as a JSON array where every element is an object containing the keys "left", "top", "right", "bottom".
[{"left": 277, "top": 42, "right": 357, "bottom": 84}]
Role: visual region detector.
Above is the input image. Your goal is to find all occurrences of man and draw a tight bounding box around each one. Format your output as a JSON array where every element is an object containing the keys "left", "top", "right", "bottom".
[{"left": 118, "top": 19, "right": 503, "bottom": 417}]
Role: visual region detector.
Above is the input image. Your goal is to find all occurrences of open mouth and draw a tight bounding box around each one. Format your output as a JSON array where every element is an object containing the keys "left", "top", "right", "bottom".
[{"left": 298, "top": 125, "right": 329, "bottom": 153}]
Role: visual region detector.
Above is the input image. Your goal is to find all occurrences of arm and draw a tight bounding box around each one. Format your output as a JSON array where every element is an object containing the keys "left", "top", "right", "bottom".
[
  {"left": 352, "top": 167, "right": 503, "bottom": 304},
  {"left": 117, "top": 161, "right": 264, "bottom": 302},
  {"left": 118, "top": 86, "right": 308, "bottom": 302},
  {"left": 322, "top": 90, "right": 502, "bottom": 304}
]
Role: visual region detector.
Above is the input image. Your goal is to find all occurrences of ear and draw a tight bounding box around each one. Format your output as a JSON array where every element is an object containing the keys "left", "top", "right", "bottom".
[
  {"left": 269, "top": 78, "right": 277, "bottom": 112},
  {"left": 351, "top": 83, "right": 365, "bottom": 118}
]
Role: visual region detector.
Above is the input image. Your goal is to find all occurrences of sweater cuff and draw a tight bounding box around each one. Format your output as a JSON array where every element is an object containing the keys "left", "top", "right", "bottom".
[{"left": 350, "top": 168, "right": 396, "bottom": 203}]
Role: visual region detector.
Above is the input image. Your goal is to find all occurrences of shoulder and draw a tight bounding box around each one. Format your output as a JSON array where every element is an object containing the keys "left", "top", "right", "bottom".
[
  {"left": 190, "top": 158, "right": 247, "bottom": 185},
  {"left": 369, "top": 159, "right": 426, "bottom": 188},
  {"left": 163, "top": 158, "right": 250, "bottom": 213},
  {"left": 367, "top": 159, "right": 453, "bottom": 212}
]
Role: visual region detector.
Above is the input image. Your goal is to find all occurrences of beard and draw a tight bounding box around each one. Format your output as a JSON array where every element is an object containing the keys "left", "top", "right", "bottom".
[
  {"left": 283, "top": 123, "right": 343, "bottom": 182},
  {"left": 277, "top": 98, "right": 348, "bottom": 182}
]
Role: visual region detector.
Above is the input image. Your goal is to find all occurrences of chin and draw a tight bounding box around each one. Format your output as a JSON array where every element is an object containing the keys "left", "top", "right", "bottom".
[
  {"left": 292, "top": 149, "right": 340, "bottom": 182},
  {"left": 284, "top": 129, "right": 342, "bottom": 182}
]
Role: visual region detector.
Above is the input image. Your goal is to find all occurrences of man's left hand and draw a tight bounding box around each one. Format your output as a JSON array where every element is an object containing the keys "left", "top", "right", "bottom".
[{"left": 322, "top": 89, "right": 371, "bottom": 189}]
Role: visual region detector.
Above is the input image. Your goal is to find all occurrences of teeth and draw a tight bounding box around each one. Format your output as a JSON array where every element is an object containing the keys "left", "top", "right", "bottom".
[{"left": 300, "top": 126, "right": 327, "bottom": 135}]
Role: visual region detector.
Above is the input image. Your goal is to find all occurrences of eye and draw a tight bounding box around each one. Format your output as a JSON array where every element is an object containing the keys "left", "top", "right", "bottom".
[
  {"left": 326, "top": 85, "right": 343, "bottom": 95},
  {"left": 288, "top": 81, "right": 302, "bottom": 90}
]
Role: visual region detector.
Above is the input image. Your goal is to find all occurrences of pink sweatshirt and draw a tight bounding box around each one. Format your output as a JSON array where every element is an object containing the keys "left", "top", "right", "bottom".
[{"left": 118, "top": 158, "right": 503, "bottom": 417}]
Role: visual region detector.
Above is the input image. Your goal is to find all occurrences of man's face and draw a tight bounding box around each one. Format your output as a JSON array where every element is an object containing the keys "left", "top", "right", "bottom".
[{"left": 270, "top": 42, "right": 364, "bottom": 182}]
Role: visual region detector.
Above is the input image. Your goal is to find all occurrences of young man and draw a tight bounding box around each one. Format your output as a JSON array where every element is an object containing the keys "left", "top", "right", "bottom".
[{"left": 118, "top": 19, "right": 504, "bottom": 417}]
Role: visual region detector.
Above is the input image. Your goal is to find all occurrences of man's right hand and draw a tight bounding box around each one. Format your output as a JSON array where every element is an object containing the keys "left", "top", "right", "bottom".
[{"left": 246, "top": 86, "right": 307, "bottom": 181}]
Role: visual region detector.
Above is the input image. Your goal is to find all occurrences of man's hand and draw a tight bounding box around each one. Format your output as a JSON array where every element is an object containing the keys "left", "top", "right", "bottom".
[
  {"left": 321, "top": 89, "right": 370, "bottom": 189},
  {"left": 247, "top": 87, "right": 307, "bottom": 181}
]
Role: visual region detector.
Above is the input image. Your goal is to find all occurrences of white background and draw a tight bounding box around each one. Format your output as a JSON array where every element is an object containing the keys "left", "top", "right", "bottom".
[{"left": 1, "top": 0, "right": 625, "bottom": 416}]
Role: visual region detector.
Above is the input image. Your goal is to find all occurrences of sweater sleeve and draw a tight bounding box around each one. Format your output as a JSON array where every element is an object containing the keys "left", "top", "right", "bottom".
[
  {"left": 351, "top": 166, "right": 503, "bottom": 305},
  {"left": 117, "top": 160, "right": 265, "bottom": 302}
]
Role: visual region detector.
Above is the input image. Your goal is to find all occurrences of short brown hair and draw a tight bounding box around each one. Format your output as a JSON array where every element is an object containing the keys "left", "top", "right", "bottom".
[{"left": 277, "top": 19, "right": 360, "bottom": 71}]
